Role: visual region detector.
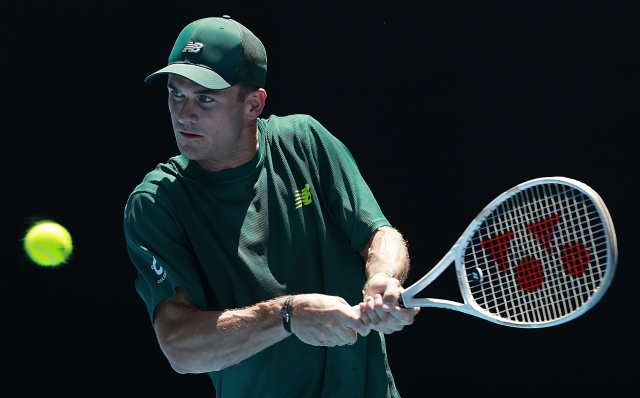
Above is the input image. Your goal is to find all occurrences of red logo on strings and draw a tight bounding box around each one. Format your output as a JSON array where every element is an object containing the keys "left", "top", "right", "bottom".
[
  {"left": 479, "top": 232, "right": 513, "bottom": 274},
  {"left": 515, "top": 257, "right": 545, "bottom": 292},
  {"left": 479, "top": 214, "right": 589, "bottom": 293},
  {"left": 560, "top": 242, "right": 590, "bottom": 277},
  {"left": 526, "top": 214, "right": 560, "bottom": 255}
]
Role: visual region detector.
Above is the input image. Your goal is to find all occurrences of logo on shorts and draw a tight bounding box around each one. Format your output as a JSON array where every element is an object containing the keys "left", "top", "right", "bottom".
[
  {"left": 182, "top": 42, "right": 204, "bottom": 53},
  {"left": 294, "top": 183, "right": 313, "bottom": 209}
]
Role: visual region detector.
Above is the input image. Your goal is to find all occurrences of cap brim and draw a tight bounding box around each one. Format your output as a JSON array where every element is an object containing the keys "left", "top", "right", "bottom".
[{"left": 144, "top": 63, "right": 240, "bottom": 89}]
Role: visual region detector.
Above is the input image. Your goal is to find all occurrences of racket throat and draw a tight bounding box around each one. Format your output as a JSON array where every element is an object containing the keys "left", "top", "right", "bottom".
[{"left": 400, "top": 294, "right": 473, "bottom": 314}]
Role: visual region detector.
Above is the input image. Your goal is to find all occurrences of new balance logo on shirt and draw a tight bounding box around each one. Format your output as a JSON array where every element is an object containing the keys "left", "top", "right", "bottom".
[
  {"left": 182, "top": 42, "right": 204, "bottom": 53},
  {"left": 295, "top": 183, "right": 313, "bottom": 209}
]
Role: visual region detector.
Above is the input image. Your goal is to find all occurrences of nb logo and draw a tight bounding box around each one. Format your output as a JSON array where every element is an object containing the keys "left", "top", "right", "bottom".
[
  {"left": 294, "top": 183, "right": 313, "bottom": 209},
  {"left": 182, "top": 42, "right": 204, "bottom": 53}
]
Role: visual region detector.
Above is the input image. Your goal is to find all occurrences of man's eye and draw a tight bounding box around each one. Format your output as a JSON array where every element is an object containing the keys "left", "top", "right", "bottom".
[
  {"left": 172, "top": 90, "right": 184, "bottom": 97},
  {"left": 200, "top": 95, "right": 213, "bottom": 103}
]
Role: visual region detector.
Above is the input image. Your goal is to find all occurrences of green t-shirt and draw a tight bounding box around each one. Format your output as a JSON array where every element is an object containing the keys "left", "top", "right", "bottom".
[{"left": 124, "top": 114, "right": 399, "bottom": 397}]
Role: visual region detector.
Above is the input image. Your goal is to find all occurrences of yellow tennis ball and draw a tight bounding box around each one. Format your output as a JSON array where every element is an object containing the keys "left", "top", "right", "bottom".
[{"left": 23, "top": 221, "right": 73, "bottom": 267}]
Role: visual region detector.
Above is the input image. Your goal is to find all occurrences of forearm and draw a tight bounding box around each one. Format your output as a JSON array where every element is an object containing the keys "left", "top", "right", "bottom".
[
  {"left": 358, "top": 227, "right": 419, "bottom": 333},
  {"left": 155, "top": 293, "right": 290, "bottom": 374},
  {"left": 361, "top": 226, "right": 409, "bottom": 283}
]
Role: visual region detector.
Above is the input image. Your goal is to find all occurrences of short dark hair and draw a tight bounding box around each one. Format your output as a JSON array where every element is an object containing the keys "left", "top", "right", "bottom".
[{"left": 236, "top": 82, "right": 258, "bottom": 103}]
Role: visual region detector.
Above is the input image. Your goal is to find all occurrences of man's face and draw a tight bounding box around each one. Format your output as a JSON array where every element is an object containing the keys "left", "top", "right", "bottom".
[{"left": 167, "top": 74, "right": 247, "bottom": 167}]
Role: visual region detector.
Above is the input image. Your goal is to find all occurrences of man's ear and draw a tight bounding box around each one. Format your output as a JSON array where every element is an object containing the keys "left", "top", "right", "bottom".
[{"left": 246, "top": 88, "right": 267, "bottom": 120}]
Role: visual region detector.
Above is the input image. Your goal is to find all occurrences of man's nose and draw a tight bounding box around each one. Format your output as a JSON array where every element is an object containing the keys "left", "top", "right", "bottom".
[{"left": 177, "top": 99, "right": 198, "bottom": 124}]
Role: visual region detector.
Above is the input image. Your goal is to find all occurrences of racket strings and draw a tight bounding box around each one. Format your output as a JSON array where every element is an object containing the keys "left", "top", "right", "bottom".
[
  {"left": 513, "top": 186, "right": 599, "bottom": 321},
  {"left": 463, "top": 183, "right": 610, "bottom": 324}
]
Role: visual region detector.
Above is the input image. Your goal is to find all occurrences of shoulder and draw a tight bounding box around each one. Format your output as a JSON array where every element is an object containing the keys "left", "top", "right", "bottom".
[
  {"left": 259, "top": 114, "right": 340, "bottom": 149},
  {"left": 125, "top": 155, "right": 189, "bottom": 218},
  {"left": 129, "top": 155, "right": 189, "bottom": 197}
]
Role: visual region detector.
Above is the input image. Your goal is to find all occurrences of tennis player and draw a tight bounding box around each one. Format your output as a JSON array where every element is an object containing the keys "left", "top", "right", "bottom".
[{"left": 123, "top": 15, "right": 418, "bottom": 397}]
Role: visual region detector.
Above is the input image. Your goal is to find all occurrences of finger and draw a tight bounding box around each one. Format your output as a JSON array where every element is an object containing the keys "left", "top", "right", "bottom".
[
  {"left": 314, "top": 322, "right": 356, "bottom": 346},
  {"left": 337, "top": 324, "right": 358, "bottom": 345},
  {"left": 357, "top": 303, "right": 373, "bottom": 335},
  {"left": 361, "top": 295, "right": 393, "bottom": 330},
  {"left": 373, "top": 295, "right": 412, "bottom": 332},
  {"left": 381, "top": 289, "right": 400, "bottom": 312},
  {"left": 373, "top": 294, "right": 392, "bottom": 321},
  {"left": 319, "top": 328, "right": 344, "bottom": 347},
  {"left": 334, "top": 327, "right": 359, "bottom": 346},
  {"left": 388, "top": 305, "right": 421, "bottom": 324},
  {"left": 340, "top": 306, "right": 370, "bottom": 336},
  {"left": 362, "top": 295, "right": 384, "bottom": 325}
]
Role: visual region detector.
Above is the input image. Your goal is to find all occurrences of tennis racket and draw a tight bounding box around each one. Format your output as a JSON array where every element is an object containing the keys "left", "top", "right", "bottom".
[{"left": 358, "top": 177, "right": 617, "bottom": 328}]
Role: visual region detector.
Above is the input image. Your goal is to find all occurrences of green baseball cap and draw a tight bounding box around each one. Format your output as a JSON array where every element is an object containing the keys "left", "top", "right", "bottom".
[{"left": 145, "top": 16, "right": 267, "bottom": 89}]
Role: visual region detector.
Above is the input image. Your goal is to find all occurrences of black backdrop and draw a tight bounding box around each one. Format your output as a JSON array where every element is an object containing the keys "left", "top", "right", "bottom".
[{"left": 4, "top": 1, "right": 638, "bottom": 396}]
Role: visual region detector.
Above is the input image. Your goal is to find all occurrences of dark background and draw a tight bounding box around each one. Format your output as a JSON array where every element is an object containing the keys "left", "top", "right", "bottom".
[{"left": 4, "top": 1, "right": 638, "bottom": 396}]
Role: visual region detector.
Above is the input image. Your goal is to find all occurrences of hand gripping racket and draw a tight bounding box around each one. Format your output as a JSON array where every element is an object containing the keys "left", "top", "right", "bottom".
[{"left": 361, "top": 177, "right": 617, "bottom": 328}]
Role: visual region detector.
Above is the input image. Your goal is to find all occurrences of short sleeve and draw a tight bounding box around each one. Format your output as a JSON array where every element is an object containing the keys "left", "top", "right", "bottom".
[
  {"left": 307, "top": 116, "right": 391, "bottom": 252},
  {"left": 124, "top": 190, "right": 206, "bottom": 323}
]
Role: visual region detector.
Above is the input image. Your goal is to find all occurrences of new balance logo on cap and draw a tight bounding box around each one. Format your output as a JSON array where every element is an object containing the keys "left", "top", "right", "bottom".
[{"left": 182, "top": 42, "right": 204, "bottom": 53}]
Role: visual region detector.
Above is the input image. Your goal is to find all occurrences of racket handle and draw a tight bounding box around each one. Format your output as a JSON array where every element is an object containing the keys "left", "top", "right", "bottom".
[{"left": 398, "top": 295, "right": 407, "bottom": 309}]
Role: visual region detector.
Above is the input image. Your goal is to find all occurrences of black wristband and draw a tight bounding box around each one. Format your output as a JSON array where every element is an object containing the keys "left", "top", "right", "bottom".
[{"left": 280, "top": 296, "right": 294, "bottom": 333}]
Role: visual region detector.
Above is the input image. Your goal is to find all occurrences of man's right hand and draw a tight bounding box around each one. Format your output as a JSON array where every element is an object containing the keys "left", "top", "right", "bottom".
[{"left": 290, "top": 294, "right": 371, "bottom": 346}]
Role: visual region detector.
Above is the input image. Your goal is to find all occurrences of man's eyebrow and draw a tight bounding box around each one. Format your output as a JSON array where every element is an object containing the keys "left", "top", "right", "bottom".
[{"left": 167, "top": 83, "right": 222, "bottom": 96}]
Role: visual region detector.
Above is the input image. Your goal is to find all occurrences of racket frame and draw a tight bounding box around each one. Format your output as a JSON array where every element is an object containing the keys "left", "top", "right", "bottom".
[{"left": 399, "top": 177, "right": 617, "bottom": 328}]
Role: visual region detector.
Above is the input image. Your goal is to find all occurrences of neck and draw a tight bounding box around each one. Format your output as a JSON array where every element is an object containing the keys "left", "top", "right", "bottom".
[{"left": 195, "top": 123, "right": 259, "bottom": 172}]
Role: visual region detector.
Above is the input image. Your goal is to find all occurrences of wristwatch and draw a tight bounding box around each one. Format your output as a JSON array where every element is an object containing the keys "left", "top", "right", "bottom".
[{"left": 280, "top": 296, "right": 294, "bottom": 333}]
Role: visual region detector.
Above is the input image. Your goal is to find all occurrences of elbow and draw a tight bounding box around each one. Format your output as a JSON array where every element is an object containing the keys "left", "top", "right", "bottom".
[
  {"left": 166, "top": 353, "right": 226, "bottom": 374},
  {"left": 169, "top": 360, "right": 192, "bottom": 375},
  {"left": 157, "top": 335, "right": 193, "bottom": 374},
  {"left": 153, "top": 299, "right": 234, "bottom": 374},
  {"left": 156, "top": 332, "right": 227, "bottom": 374},
  {"left": 157, "top": 334, "right": 212, "bottom": 374},
  {"left": 152, "top": 290, "right": 221, "bottom": 374},
  {"left": 170, "top": 361, "right": 209, "bottom": 375},
  {"left": 153, "top": 325, "right": 195, "bottom": 374},
  {"left": 161, "top": 342, "right": 215, "bottom": 374}
]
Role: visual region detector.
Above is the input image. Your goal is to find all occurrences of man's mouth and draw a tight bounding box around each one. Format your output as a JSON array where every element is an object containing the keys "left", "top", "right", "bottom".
[{"left": 179, "top": 131, "right": 201, "bottom": 139}]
